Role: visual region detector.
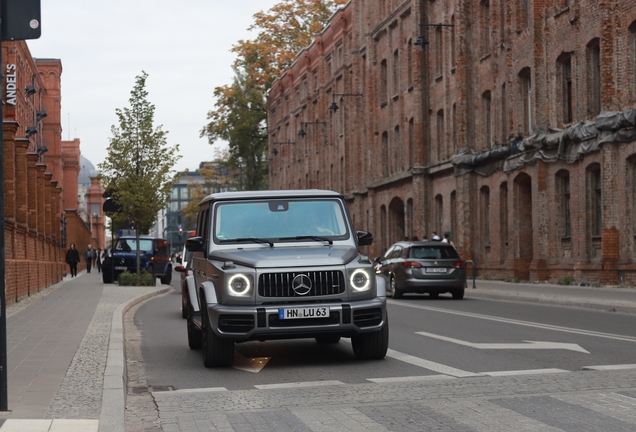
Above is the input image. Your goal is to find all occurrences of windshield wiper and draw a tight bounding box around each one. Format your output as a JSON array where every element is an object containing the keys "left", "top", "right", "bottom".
[
  {"left": 219, "top": 237, "right": 274, "bottom": 247},
  {"left": 281, "top": 236, "right": 333, "bottom": 245}
]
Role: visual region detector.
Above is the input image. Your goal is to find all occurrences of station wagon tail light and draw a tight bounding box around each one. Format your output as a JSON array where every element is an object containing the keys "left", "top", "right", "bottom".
[
  {"left": 402, "top": 261, "right": 422, "bottom": 268},
  {"left": 228, "top": 274, "right": 251, "bottom": 296},
  {"left": 451, "top": 261, "right": 465, "bottom": 268},
  {"left": 350, "top": 269, "right": 371, "bottom": 291}
]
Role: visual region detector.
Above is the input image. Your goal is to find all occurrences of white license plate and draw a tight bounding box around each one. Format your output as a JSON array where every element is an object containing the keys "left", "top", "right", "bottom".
[
  {"left": 425, "top": 268, "right": 447, "bottom": 273},
  {"left": 278, "top": 307, "right": 330, "bottom": 320},
  {"left": 115, "top": 266, "right": 128, "bottom": 271}
]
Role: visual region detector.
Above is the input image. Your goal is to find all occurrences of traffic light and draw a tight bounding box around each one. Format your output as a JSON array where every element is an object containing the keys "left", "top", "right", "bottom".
[{"left": 178, "top": 225, "right": 183, "bottom": 236}]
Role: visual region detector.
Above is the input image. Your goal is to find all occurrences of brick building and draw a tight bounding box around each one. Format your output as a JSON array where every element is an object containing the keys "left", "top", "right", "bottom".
[
  {"left": 267, "top": 1, "right": 636, "bottom": 285},
  {"left": 2, "top": 41, "right": 105, "bottom": 305}
]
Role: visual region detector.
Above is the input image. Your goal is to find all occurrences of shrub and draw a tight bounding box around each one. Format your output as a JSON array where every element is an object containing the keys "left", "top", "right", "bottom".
[
  {"left": 558, "top": 276, "right": 575, "bottom": 286},
  {"left": 118, "top": 270, "right": 154, "bottom": 286}
]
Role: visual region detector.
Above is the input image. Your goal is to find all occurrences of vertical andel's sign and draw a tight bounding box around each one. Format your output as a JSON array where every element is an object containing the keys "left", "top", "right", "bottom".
[{"left": 5, "top": 63, "right": 17, "bottom": 119}]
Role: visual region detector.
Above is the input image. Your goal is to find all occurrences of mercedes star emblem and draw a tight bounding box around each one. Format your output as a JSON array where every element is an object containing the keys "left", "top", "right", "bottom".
[{"left": 292, "top": 274, "right": 312, "bottom": 296}]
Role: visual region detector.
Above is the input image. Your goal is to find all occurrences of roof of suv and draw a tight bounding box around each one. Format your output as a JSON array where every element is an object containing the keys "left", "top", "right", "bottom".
[{"left": 200, "top": 189, "right": 342, "bottom": 205}]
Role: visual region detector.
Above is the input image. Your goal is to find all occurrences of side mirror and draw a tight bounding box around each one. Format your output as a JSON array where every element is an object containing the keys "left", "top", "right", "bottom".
[
  {"left": 374, "top": 256, "right": 382, "bottom": 264},
  {"left": 185, "top": 236, "right": 204, "bottom": 252},
  {"left": 174, "top": 265, "right": 185, "bottom": 273},
  {"left": 357, "top": 231, "right": 374, "bottom": 246}
]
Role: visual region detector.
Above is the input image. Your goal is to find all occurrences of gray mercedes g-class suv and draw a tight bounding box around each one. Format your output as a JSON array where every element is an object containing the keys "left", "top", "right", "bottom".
[{"left": 182, "top": 189, "right": 388, "bottom": 367}]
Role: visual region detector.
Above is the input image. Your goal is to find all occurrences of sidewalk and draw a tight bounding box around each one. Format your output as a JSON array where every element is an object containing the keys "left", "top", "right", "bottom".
[
  {"left": 0, "top": 270, "right": 169, "bottom": 432},
  {"left": 0, "top": 274, "right": 635, "bottom": 431}
]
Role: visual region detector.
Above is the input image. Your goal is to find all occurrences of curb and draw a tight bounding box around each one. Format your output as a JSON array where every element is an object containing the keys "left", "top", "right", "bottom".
[{"left": 98, "top": 286, "right": 171, "bottom": 432}]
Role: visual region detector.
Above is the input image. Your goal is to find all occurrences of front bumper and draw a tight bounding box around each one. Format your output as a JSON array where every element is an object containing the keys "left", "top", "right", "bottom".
[{"left": 206, "top": 297, "right": 387, "bottom": 342}]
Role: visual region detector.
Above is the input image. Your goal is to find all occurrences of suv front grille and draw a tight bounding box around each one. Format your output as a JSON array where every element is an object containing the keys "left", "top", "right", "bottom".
[{"left": 258, "top": 271, "right": 345, "bottom": 297}]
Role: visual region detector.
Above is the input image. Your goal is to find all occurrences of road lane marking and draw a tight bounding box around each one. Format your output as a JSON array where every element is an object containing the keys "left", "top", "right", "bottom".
[
  {"left": 483, "top": 368, "right": 569, "bottom": 377},
  {"left": 390, "top": 300, "right": 636, "bottom": 342},
  {"left": 254, "top": 380, "right": 344, "bottom": 389},
  {"left": 386, "top": 348, "right": 483, "bottom": 377},
  {"left": 416, "top": 331, "right": 590, "bottom": 353},
  {"left": 581, "top": 364, "right": 636, "bottom": 371},
  {"left": 367, "top": 375, "right": 456, "bottom": 383},
  {"left": 164, "top": 387, "right": 228, "bottom": 394}
]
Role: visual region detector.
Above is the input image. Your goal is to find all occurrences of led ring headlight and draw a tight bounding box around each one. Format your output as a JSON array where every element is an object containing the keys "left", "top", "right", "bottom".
[
  {"left": 228, "top": 274, "right": 250, "bottom": 296},
  {"left": 350, "top": 269, "right": 371, "bottom": 291}
]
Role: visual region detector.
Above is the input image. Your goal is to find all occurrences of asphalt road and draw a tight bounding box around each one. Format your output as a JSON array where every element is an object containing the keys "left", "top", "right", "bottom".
[{"left": 133, "top": 277, "right": 636, "bottom": 392}]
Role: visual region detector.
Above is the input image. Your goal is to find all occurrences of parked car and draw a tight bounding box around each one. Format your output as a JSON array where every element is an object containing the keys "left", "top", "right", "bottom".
[
  {"left": 102, "top": 236, "right": 172, "bottom": 284},
  {"left": 175, "top": 230, "right": 196, "bottom": 319},
  {"left": 183, "top": 189, "right": 388, "bottom": 367},
  {"left": 374, "top": 240, "right": 466, "bottom": 299}
]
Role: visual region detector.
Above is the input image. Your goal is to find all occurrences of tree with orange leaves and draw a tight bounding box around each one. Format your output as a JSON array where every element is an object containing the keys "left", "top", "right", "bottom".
[{"left": 201, "top": 0, "right": 347, "bottom": 190}]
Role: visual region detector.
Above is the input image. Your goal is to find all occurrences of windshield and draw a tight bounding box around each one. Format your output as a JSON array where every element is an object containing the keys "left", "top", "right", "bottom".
[
  {"left": 115, "top": 239, "right": 154, "bottom": 253},
  {"left": 213, "top": 199, "right": 349, "bottom": 243}
]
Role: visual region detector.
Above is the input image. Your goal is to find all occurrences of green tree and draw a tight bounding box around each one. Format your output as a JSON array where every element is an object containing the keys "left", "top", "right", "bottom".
[
  {"left": 99, "top": 71, "right": 181, "bottom": 277},
  {"left": 201, "top": 0, "right": 347, "bottom": 190}
]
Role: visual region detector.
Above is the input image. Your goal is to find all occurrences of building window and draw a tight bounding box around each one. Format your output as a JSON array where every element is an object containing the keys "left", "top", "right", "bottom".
[
  {"left": 381, "top": 132, "right": 389, "bottom": 176},
  {"left": 435, "top": 25, "right": 443, "bottom": 76},
  {"left": 435, "top": 194, "right": 443, "bottom": 235},
  {"left": 450, "top": 15, "right": 456, "bottom": 69},
  {"left": 450, "top": 190, "right": 457, "bottom": 243},
  {"left": 501, "top": 83, "right": 507, "bottom": 141},
  {"left": 480, "top": 186, "right": 491, "bottom": 247},
  {"left": 557, "top": 170, "right": 571, "bottom": 238},
  {"left": 393, "top": 49, "right": 400, "bottom": 95},
  {"left": 437, "top": 109, "right": 445, "bottom": 161},
  {"left": 380, "top": 59, "right": 388, "bottom": 103},
  {"left": 557, "top": 53, "right": 573, "bottom": 125},
  {"left": 452, "top": 103, "right": 457, "bottom": 149},
  {"left": 407, "top": 39, "right": 413, "bottom": 88},
  {"left": 519, "top": 0, "right": 529, "bottom": 29},
  {"left": 519, "top": 68, "right": 532, "bottom": 134},
  {"left": 407, "top": 198, "right": 414, "bottom": 239},
  {"left": 500, "top": 182, "right": 508, "bottom": 260},
  {"left": 394, "top": 125, "right": 401, "bottom": 172},
  {"left": 588, "top": 165, "right": 602, "bottom": 237},
  {"left": 630, "top": 22, "right": 636, "bottom": 103},
  {"left": 482, "top": 91, "right": 492, "bottom": 149},
  {"left": 586, "top": 38, "right": 601, "bottom": 117},
  {"left": 480, "top": 0, "right": 490, "bottom": 55},
  {"left": 408, "top": 118, "right": 414, "bottom": 165}
]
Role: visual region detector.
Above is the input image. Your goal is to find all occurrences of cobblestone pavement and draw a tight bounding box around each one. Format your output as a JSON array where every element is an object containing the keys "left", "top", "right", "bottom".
[{"left": 145, "top": 369, "right": 636, "bottom": 431}]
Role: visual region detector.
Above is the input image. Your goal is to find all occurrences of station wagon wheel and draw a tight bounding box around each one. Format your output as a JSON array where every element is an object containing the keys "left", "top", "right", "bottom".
[
  {"left": 451, "top": 288, "right": 465, "bottom": 300},
  {"left": 429, "top": 292, "right": 439, "bottom": 299},
  {"left": 390, "top": 276, "right": 402, "bottom": 299},
  {"left": 200, "top": 292, "right": 234, "bottom": 367}
]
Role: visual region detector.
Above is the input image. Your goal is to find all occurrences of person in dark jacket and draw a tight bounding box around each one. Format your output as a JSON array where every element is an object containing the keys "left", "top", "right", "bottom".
[
  {"left": 85, "top": 244, "right": 96, "bottom": 273},
  {"left": 65, "top": 243, "right": 80, "bottom": 277}
]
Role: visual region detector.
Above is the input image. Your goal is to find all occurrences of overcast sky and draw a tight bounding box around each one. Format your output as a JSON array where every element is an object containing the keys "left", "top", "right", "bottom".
[{"left": 27, "top": 0, "right": 279, "bottom": 173}]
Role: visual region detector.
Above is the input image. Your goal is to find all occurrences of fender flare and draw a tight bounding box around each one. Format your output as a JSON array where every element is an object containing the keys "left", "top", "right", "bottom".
[
  {"left": 199, "top": 281, "right": 218, "bottom": 308},
  {"left": 375, "top": 274, "right": 387, "bottom": 298},
  {"left": 186, "top": 274, "right": 200, "bottom": 312}
]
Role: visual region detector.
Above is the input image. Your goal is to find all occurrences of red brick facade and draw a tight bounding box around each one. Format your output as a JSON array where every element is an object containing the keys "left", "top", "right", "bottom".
[
  {"left": 267, "top": 1, "right": 636, "bottom": 285},
  {"left": 2, "top": 41, "right": 104, "bottom": 305}
]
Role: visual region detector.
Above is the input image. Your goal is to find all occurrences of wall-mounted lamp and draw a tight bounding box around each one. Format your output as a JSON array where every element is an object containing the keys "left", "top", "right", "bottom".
[
  {"left": 25, "top": 126, "right": 37, "bottom": 138},
  {"left": 329, "top": 93, "right": 363, "bottom": 113},
  {"left": 414, "top": 23, "right": 455, "bottom": 50},
  {"left": 24, "top": 86, "right": 36, "bottom": 98},
  {"left": 298, "top": 121, "right": 327, "bottom": 138},
  {"left": 271, "top": 141, "right": 295, "bottom": 156},
  {"left": 36, "top": 146, "right": 48, "bottom": 155},
  {"left": 36, "top": 110, "right": 48, "bottom": 122}
]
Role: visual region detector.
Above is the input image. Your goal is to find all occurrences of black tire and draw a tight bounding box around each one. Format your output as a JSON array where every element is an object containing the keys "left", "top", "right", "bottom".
[
  {"left": 390, "top": 276, "right": 402, "bottom": 299},
  {"left": 452, "top": 288, "right": 465, "bottom": 300},
  {"left": 102, "top": 272, "right": 112, "bottom": 284},
  {"left": 200, "top": 293, "right": 234, "bottom": 367},
  {"left": 429, "top": 292, "right": 439, "bottom": 299},
  {"left": 187, "top": 304, "right": 202, "bottom": 350},
  {"left": 351, "top": 317, "right": 389, "bottom": 360},
  {"left": 181, "top": 291, "right": 188, "bottom": 319},
  {"left": 161, "top": 269, "right": 172, "bottom": 285},
  {"left": 315, "top": 335, "right": 341, "bottom": 344}
]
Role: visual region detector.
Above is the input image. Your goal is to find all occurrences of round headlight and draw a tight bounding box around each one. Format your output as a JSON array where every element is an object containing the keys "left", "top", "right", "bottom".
[
  {"left": 228, "top": 274, "right": 251, "bottom": 296},
  {"left": 350, "top": 269, "right": 371, "bottom": 291}
]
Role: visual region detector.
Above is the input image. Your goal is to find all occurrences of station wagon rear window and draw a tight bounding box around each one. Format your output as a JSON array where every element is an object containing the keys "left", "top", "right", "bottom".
[{"left": 409, "top": 246, "right": 460, "bottom": 260}]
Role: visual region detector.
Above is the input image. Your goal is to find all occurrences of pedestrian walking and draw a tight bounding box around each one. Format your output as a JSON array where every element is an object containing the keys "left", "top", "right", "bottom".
[
  {"left": 96, "top": 248, "right": 103, "bottom": 273},
  {"left": 65, "top": 243, "right": 80, "bottom": 277},
  {"left": 432, "top": 231, "right": 441, "bottom": 241},
  {"left": 443, "top": 232, "right": 456, "bottom": 249},
  {"left": 85, "top": 244, "right": 97, "bottom": 273}
]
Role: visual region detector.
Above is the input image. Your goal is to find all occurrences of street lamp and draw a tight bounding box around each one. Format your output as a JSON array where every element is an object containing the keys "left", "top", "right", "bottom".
[
  {"left": 298, "top": 121, "right": 326, "bottom": 138},
  {"left": 414, "top": 23, "right": 455, "bottom": 49},
  {"left": 329, "top": 93, "right": 363, "bottom": 113}
]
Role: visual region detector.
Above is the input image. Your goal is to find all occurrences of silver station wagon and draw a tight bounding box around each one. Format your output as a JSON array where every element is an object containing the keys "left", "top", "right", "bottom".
[{"left": 374, "top": 240, "right": 467, "bottom": 299}]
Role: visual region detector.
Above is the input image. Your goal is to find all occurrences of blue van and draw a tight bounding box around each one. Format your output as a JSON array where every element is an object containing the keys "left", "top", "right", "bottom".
[{"left": 101, "top": 236, "right": 172, "bottom": 284}]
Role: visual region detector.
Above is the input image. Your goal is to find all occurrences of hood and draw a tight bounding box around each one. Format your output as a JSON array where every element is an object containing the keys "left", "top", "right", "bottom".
[{"left": 210, "top": 245, "right": 359, "bottom": 268}]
